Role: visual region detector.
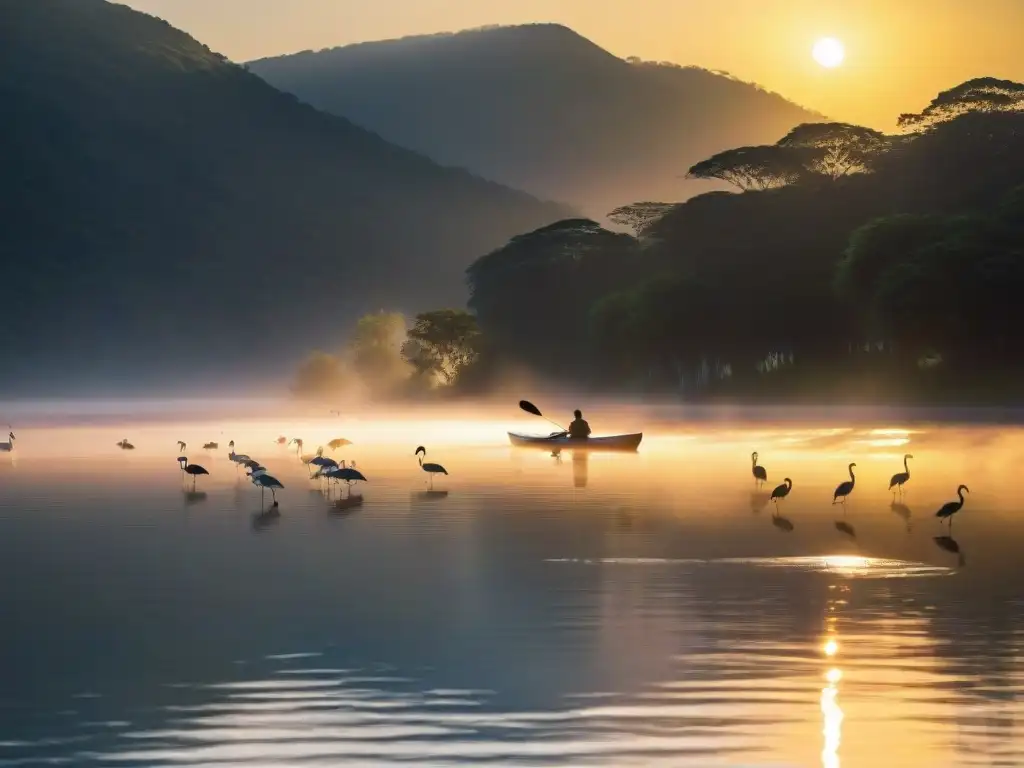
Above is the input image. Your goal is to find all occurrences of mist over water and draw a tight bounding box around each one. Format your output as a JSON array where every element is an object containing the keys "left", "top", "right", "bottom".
[{"left": 1, "top": 398, "right": 1022, "bottom": 766}]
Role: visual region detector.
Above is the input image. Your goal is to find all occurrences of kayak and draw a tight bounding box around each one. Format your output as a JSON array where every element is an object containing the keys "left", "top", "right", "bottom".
[{"left": 507, "top": 431, "right": 643, "bottom": 452}]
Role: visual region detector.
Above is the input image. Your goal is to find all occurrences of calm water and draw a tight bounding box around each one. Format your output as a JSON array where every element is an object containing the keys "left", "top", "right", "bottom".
[{"left": 1, "top": 402, "right": 1023, "bottom": 767}]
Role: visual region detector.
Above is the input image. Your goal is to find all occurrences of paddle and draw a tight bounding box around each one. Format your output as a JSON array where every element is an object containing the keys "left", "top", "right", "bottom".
[{"left": 519, "top": 400, "right": 568, "bottom": 435}]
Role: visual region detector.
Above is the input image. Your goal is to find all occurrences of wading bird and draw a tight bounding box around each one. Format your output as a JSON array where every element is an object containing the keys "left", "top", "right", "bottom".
[
  {"left": 177, "top": 441, "right": 187, "bottom": 452},
  {"left": 252, "top": 473, "right": 284, "bottom": 507},
  {"left": 328, "top": 461, "right": 367, "bottom": 497},
  {"left": 751, "top": 452, "right": 767, "bottom": 487},
  {"left": 117, "top": 439, "right": 135, "bottom": 450},
  {"left": 935, "top": 485, "right": 969, "bottom": 530},
  {"left": 227, "top": 441, "right": 251, "bottom": 467},
  {"left": 328, "top": 438, "right": 352, "bottom": 452},
  {"left": 0, "top": 430, "right": 14, "bottom": 452},
  {"left": 203, "top": 441, "right": 219, "bottom": 450},
  {"left": 415, "top": 446, "right": 448, "bottom": 489},
  {"left": 276, "top": 436, "right": 287, "bottom": 445},
  {"left": 833, "top": 463, "right": 857, "bottom": 505},
  {"left": 289, "top": 438, "right": 303, "bottom": 455},
  {"left": 177, "top": 456, "right": 209, "bottom": 490},
  {"left": 770, "top": 477, "right": 792, "bottom": 506},
  {"left": 888, "top": 454, "right": 914, "bottom": 497}
]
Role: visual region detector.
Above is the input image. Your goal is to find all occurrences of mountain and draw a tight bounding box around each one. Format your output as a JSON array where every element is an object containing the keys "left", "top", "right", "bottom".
[
  {"left": 249, "top": 24, "right": 824, "bottom": 218},
  {"left": 0, "top": 0, "right": 568, "bottom": 392}
]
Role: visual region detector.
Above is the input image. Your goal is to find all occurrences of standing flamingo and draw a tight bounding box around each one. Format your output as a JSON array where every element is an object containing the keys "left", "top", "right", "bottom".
[
  {"left": 252, "top": 473, "right": 284, "bottom": 507},
  {"left": 751, "top": 452, "right": 767, "bottom": 487},
  {"left": 833, "top": 463, "right": 857, "bottom": 505},
  {"left": 888, "top": 454, "right": 914, "bottom": 497},
  {"left": 770, "top": 477, "right": 792, "bottom": 506},
  {"left": 415, "top": 446, "right": 448, "bottom": 489},
  {"left": 177, "top": 441, "right": 187, "bottom": 452},
  {"left": 177, "top": 456, "right": 209, "bottom": 490},
  {"left": 935, "top": 485, "right": 969, "bottom": 530}
]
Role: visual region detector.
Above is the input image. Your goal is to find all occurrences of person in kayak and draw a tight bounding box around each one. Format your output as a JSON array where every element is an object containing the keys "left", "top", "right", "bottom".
[{"left": 568, "top": 410, "right": 591, "bottom": 440}]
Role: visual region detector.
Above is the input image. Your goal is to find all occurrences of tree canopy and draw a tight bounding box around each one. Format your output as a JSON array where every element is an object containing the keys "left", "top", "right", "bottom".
[
  {"left": 899, "top": 78, "right": 1024, "bottom": 129},
  {"left": 686, "top": 145, "right": 817, "bottom": 191},
  {"left": 776, "top": 122, "right": 890, "bottom": 179}
]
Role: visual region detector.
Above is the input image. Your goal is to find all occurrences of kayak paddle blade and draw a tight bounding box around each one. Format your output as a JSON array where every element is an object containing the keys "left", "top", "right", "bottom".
[{"left": 519, "top": 400, "right": 543, "bottom": 417}]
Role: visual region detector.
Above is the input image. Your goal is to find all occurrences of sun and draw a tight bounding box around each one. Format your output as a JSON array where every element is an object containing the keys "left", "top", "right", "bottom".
[{"left": 812, "top": 37, "right": 845, "bottom": 69}]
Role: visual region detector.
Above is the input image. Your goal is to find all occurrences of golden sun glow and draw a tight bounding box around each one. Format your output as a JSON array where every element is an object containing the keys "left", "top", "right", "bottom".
[{"left": 812, "top": 37, "right": 846, "bottom": 68}]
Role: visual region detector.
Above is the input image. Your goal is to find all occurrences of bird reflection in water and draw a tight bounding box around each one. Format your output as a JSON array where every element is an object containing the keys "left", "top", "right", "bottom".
[
  {"left": 750, "top": 491, "right": 770, "bottom": 513},
  {"left": 934, "top": 534, "right": 967, "bottom": 567},
  {"left": 834, "top": 520, "right": 856, "bottom": 539},
  {"left": 412, "top": 490, "right": 450, "bottom": 502},
  {"left": 891, "top": 501, "right": 912, "bottom": 532},
  {"left": 771, "top": 511, "right": 794, "bottom": 532},
  {"left": 251, "top": 508, "right": 281, "bottom": 531},
  {"left": 182, "top": 490, "right": 207, "bottom": 506},
  {"left": 333, "top": 493, "right": 364, "bottom": 514}
]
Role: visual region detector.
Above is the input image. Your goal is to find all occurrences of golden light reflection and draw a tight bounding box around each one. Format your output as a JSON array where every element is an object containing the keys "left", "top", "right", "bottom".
[
  {"left": 821, "top": 675, "right": 844, "bottom": 768},
  {"left": 823, "top": 639, "right": 838, "bottom": 657}
]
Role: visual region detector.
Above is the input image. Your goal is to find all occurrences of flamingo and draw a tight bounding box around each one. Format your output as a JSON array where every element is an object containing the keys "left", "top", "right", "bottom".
[
  {"left": 177, "top": 441, "right": 187, "bottom": 452},
  {"left": 289, "top": 438, "right": 304, "bottom": 455},
  {"left": 751, "top": 452, "right": 767, "bottom": 487},
  {"left": 227, "top": 441, "right": 251, "bottom": 468},
  {"left": 177, "top": 456, "right": 209, "bottom": 490},
  {"left": 324, "top": 461, "right": 367, "bottom": 497},
  {"left": 415, "top": 446, "right": 448, "bottom": 489},
  {"left": 770, "top": 477, "right": 792, "bottom": 506},
  {"left": 327, "top": 438, "right": 352, "bottom": 452},
  {"left": 252, "top": 473, "right": 284, "bottom": 507},
  {"left": 833, "top": 463, "right": 857, "bottom": 505},
  {"left": 276, "top": 436, "right": 288, "bottom": 445},
  {"left": 0, "top": 430, "right": 14, "bottom": 452},
  {"left": 300, "top": 446, "right": 324, "bottom": 475},
  {"left": 935, "top": 485, "right": 969, "bottom": 530},
  {"left": 203, "top": 441, "right": 219, "bottom": 450},
  {"left": 888, "top": 454, "right": 914, "bottom": 497},
  {"left": 117, "top": 439, "right": 135, "bottom": 450}
]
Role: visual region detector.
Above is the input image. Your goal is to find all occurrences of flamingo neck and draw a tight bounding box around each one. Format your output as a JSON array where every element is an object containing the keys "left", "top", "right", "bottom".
[{"left": 904, "top": 457, "right": 910, "bottom": 474}]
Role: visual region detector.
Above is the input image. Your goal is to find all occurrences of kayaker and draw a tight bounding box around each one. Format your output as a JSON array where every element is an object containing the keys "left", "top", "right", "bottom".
[{"left": 568, "top": 410, "right": 591, "bottom": 440}]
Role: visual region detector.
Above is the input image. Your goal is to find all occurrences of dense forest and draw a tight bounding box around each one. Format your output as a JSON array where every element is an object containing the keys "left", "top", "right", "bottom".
[
  {"left": 249, "top": 24, "right": 820, "bottom": 218},
  {"left": 0, "top": 0, "right": 566, "bottom": 392},
  {"left": 461, "top": 77, "right": 1024, "bottom": 402},
  {"left": 305, "top": 78, "right": 1024, "bottom": 403}
]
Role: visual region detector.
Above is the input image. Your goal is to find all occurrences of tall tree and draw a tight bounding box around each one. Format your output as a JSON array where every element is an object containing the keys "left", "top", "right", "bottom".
[
  {"left": 776, "top": 122, "right": 890, "bottom": 179},
  {"left": 898, "top": 77, "right": 1024, "bottom": 129},
  {"left": 686, "top": 145, "right": 818, "bottom": 191},
  {"left": 607, "top": 202, "right": 676, "bottom": 238},
  {"left": 348, "top": 311, "right": 408, "bottom": 383},
  {"left": 401, "top": 309, "right": 481, "bottom": 385}
]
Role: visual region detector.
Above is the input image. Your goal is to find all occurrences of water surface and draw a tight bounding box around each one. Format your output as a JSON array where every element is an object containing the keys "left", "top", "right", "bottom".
[{"left": 1, "top": 402, "right": 1022, "bottom": 766}]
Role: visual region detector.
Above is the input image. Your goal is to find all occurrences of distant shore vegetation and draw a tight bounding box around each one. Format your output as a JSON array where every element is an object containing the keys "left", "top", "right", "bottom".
[{"left": 295, "top": 77, "right": 1024, "bottom": 404}]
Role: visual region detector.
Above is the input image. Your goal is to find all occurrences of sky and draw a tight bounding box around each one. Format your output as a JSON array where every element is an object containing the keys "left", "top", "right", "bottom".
[{"left": 122, "top": 0, "right": 1024, "bottom": 130}]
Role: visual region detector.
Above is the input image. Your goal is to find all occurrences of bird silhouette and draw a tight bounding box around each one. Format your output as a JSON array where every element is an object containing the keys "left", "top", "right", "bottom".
[
  {"left": 252, "top": 473, "right": 284, "bottom": 507},
  {"left": 771, "top": 511, "right": 794, "bottom": 532},
  {"left": 177, "top": 456, "right": 209, "bottom": 490},
  {"left": 751, "top": 452, "right": 767, "bottom": 487},
  {"left": 770, "top": 477, "right": 793, "bottom": 506},
  {"left": 415, "top": 446, "right": 448, "bottom": 489},
  {"left": 888, "top": 454, "right": 914, "bottom": 497},
  {"left": 117, "top": 439, "right": 135, "bottom": 450},
  {"left": 833, "top": 463, "right": 857, "bottom": 505},
  {"left": 202, "top": 441, "right": 219, "bottom": 450},
  {"left": 177, "top": 441, "right": 187, "bottom": 452},
  {"left": 935, "top": 485, "right": 969, "bottom": 530}
]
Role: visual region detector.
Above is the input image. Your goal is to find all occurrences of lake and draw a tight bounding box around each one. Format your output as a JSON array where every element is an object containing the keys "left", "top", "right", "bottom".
[{"left": 1, "top": 400, "right": 1022, "bottom": 767}]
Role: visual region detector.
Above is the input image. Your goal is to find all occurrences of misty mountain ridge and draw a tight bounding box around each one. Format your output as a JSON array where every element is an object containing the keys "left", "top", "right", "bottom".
[
  {"left": 249, "top": 23, "right": 824, "bottom": 217},
  {"left": 0, "top": 0, "right": 568, "bottom": 393}
]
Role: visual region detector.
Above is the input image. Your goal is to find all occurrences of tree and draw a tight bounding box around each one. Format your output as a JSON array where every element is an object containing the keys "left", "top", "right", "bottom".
[
  {"left": 401, "top": 309, "right": 481, "bottom": 385},
  {"left": 686, "top": 145, "right": 818, "bottom": 191},
  {"left": 898, "top": 78, "right": 1024, "bottom": 129},
  {"left": 348, "top": 311, "right": 408, "bottom": 383},
  {"left": 607, "top": 202, "right": 676, "bottom": 238},
  {"left": 292, "top": 351, "right": 349, "bottom": 398},
  {"left": 776, "top": 122, "right": 890, "bottom": 179}
]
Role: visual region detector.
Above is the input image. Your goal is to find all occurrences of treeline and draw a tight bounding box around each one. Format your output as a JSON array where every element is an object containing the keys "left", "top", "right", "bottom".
[
  {"left": 461, "top": 77, "right": 1024, "bottom": 402},
  {"left": 292, "top": 309, "right": 484, "bottom": 400}
]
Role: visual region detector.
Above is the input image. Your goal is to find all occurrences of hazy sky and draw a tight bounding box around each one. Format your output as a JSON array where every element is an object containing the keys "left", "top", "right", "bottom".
[{"left": 123, "top": 0, "right": 1024, "bottom": 129}]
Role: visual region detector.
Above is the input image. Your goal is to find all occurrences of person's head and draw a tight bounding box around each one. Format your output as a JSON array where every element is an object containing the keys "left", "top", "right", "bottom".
[{"left": 574, "top": 410, "right": 582, "bottom": 419}]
